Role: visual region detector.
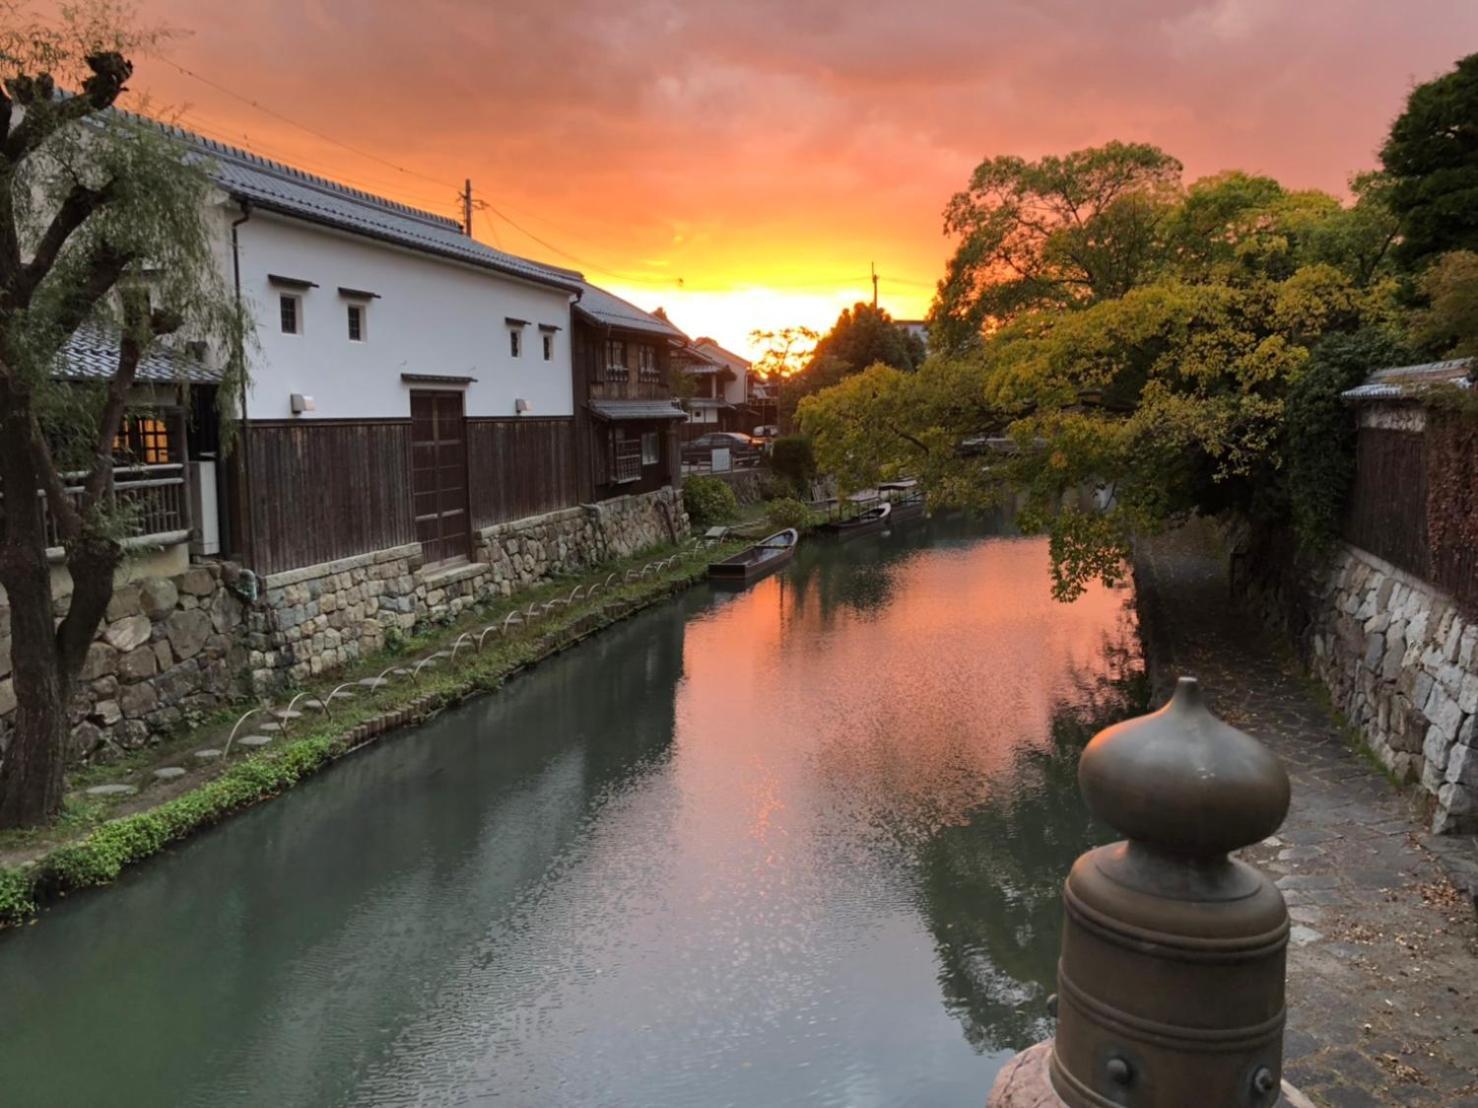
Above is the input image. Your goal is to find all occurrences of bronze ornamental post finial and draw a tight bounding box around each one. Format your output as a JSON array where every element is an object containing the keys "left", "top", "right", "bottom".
[
  {"left": 989, "top": 676, "right": 1295, "bottom": 1107},
  {"left": 1052, "top": 676, "right": 1292, "bottom": 1107}
]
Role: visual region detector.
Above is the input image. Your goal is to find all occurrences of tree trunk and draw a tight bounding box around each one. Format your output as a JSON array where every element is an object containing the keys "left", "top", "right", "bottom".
[
  {"left": 0, "top": 380, "right": 71, "bottom": 827},
  {"left": 0, "top": 582, "right": 68, "bottom": 827}
]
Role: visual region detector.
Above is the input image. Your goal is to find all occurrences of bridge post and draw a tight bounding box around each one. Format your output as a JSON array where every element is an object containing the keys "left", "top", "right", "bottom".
[{"left": 989, "top": 676, "right": 1301, "bottom": 1108}]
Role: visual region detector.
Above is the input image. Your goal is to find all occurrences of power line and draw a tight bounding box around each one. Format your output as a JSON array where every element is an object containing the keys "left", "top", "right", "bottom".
[{"left": 158, "top": 55, "right": 460, "bottom": 193}]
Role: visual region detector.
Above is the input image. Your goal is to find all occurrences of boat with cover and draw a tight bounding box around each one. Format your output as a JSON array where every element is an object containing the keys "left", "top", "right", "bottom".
[
  {"left": 707, "top": 528, "right": 800, "bottom": 584},
  {"left": 819, "top": 500, "right": 893, "bottom": 540},
  {"left": 878, "top": 479, "right": 925, "bottom": 522}
]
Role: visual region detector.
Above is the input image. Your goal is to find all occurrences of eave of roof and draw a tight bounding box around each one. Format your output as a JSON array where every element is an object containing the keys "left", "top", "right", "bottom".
[
  {"left": 58, "top": 323, "right": 221, "bottom": 385},
  {"left": 573, "top": 282, "right": 688, "bottom": 339},
  {"left": 1343, "top": 358, "right": 1476, "bottom": 402},
  {"left": 588, "top": 399, "right": 689, "bottom": 421}
]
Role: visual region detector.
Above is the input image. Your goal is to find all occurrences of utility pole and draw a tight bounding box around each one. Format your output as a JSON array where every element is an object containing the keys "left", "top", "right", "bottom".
[
  {"left": 871, "top": 261, "right": 879, "bottom": 309},
  {"left": 462, "top": 179, "right": 473, "bottom": 237}
]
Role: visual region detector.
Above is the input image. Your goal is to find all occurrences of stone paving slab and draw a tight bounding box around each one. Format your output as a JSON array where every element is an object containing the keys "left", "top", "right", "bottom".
[{"left": 1135, "top": 527, "right": 1478, "bottom": 1108}]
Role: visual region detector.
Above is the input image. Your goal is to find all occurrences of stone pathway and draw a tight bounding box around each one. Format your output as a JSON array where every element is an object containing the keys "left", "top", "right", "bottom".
[{"left": 1135, "top": 527, "right": 1478, "bottom": 1108}]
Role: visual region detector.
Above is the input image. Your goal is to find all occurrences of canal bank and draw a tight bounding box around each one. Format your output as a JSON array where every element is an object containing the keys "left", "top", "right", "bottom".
[
  {"left": 1134, "top": 524, "right": 1478, "bottom": 1106},
  {"left": 0, "top": 514, "right": 1144, "bottom": 1107},
  {"left": 0, "top": 538, "right": 743, "bottom": 928}
]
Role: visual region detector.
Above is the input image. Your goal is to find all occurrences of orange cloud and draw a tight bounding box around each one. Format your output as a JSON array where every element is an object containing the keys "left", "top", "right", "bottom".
[{"left": 128, "top": 0, "right": 1477, "bottom": 355}]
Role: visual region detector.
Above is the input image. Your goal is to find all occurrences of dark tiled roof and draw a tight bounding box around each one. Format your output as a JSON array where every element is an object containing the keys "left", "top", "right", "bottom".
[
  {"left": 588, "top": 399, "right": 688, "bottom": 421},
  {"left": 59, "top": 323, "right": 221, "bottom": 384},
  {"left": 573, "top": 282, "right": 688, "bottom": 339},
  {"left": 1343, "top": 359, "right": 1475, "bottom": 401},
  {"left": 192, "top": 136, "right": 583, "bottom": 293}
]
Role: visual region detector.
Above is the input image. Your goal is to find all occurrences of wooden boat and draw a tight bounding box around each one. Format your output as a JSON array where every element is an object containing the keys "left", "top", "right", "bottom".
[
  {"left": 708, "top": 528, "right": 799, "bottom": 584},
  {"left": 820, "top": 500, "right": 892, "bottom": 540},
  {"left": 878, "top": 479, "right": 926, "bottom": 522}
]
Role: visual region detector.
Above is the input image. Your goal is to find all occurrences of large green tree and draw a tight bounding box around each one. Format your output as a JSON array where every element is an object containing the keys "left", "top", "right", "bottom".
[
  {"left": 800, "top": 165, "right": 1403, "bottom": 600},
  {"left": 0, "top": 4, "right": 245, "bottom": 827},
  {"left": 929, "top": 142, "right": 1183, "bottom": 355},
  {"left": 1382, "top": 52, "right": 1478, "bottom": 270},
  {"left": 774, "top": 303, "right": 922, "bottom": 428}
]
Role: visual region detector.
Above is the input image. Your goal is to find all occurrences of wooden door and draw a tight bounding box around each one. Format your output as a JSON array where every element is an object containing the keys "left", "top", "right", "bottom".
[{"left": 410, "top": 391, "right": 470, "bottom": 566}]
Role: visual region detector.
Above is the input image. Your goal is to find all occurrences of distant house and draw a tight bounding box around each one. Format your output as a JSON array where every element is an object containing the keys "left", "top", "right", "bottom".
[
  {"left": 570, "top": 282, "right": 688, "bottom": 500},
  {"left": 676, "top": 337, "right": 755, "bottom": 436}
]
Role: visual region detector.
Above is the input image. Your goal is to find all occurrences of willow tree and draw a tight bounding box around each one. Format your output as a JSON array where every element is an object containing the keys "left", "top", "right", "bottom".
[{"left": 0, "top": 5, "right": 244, "bottom": 828}]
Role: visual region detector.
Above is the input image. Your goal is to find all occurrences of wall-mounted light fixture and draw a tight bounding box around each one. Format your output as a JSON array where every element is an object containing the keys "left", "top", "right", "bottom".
[
  {"left": 514, "top": 398, "right": 530, "bottom": 415},
  {"left": 290, "top": 393, "right": 316, "bottom": 414}
]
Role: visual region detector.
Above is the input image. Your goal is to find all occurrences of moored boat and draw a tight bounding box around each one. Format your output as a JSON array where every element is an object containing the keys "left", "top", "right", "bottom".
[
  {"left": 707, "top": 528, "right": 800, "bottom": 584},
  {"left": 819, "top": 500, "right": 892, "bottom": 540},
  {"left": 878, "top": 479, "right": 926, "bottom": 522}
]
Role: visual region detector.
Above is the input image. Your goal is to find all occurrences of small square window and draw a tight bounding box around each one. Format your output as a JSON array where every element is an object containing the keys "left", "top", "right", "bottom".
[
  {"left": 347, "top": 304, "right": 364, "bottom": 342},
  {"left": 280, "top": 294, "right": 300, "bottom": 335},
  {"left": 510, "top": 329, "right": 521, "bottom": 358},
  {"left": 542, "top": 333, "right": 553, "bottom": 361}
]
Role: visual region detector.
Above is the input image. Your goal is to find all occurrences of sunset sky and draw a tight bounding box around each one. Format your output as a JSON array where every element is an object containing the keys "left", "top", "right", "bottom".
[{"left": 126, "top": 0, "right": 1478, "bottom": 357}]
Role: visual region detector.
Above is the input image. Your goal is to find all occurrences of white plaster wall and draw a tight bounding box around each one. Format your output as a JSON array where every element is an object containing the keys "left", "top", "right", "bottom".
[{"left": 229, "top": 211, "right": 575, "bottom": 421}]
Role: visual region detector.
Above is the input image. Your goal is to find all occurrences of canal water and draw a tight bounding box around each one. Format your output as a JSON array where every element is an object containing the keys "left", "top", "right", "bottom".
[{"left": 0, "top": 515, "right": 1141, "bottom": 1107}]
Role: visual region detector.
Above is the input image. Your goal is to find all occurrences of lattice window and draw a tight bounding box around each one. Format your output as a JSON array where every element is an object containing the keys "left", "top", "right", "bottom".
[{"left": 113, "top": 415, "right": 174, "bottom": 465}]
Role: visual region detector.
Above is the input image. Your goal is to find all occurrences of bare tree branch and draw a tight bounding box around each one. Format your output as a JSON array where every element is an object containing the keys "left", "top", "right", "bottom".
[
  {"left": 2, "top": 52, "right": 133, "bottom": 164},
  {"left": 18, "top": 179, "right": 116, "bottom": 304}
]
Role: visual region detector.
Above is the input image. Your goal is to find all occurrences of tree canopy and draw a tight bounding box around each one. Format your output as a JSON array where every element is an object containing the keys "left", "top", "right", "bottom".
[
  {"left": 0, "top": 2, "right": 246, "bottom": 827},
  {"left": 1382, "top": 52, "right": 1478, "bottom": 270},
  {"left": 800, "top": 162, "right": 1405, "bottom": 600},
  {"left": 929, "top": 142, "right": 1183, "bottom": 355}
]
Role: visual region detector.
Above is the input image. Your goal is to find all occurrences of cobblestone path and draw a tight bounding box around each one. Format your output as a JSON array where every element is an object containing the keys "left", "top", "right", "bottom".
[{"left": 1135, "top": 527, "right": 1478, "bottom": 1108}]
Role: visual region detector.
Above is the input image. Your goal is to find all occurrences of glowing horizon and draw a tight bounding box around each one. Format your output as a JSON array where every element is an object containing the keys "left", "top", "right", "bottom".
[{"left": 127, "top": 0, "right": 1477, "bottom": 359}]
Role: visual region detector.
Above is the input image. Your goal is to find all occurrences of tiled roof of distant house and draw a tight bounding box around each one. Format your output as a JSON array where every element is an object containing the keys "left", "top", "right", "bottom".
[
  {"left": 58, "top": 322, "right": 222, "bottom": 384},
  {"left": 572, "top": 282, "right": 688, "bottom": 339},
  {"left": 1343, "top": 359, "right": 1475, "bottom": 401},
  {"left": 692, "top": 338, "right": 750, "bottom": 372}
]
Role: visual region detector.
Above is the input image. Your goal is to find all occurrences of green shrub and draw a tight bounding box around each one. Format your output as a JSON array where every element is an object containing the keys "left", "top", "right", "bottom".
[
  {"left": 683, "top": 475, "right": 739, "bottom": 528},
  {"left": 769, "top": 436, "right": 817, "bottom": 496},
  {"left": 766, "top": 497, "right": 813, "bottom": 531},
  {"left": 0, "top": 868, "right": 34, "bottom": 927}
]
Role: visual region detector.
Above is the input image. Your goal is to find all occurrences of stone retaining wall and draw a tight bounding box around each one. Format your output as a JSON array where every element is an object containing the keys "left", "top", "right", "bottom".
[
  {"left": 0, "top": 563, "right": 252, "bottom": 764},
  {"left": 1235, "top": 530, "right": 1477, "bottom": 834},
  {"left": 247, "top": 486, "right": 687, "bottom": 690},
  {"left": 1, "top": 486, "right": 687, "bottom": 766}
]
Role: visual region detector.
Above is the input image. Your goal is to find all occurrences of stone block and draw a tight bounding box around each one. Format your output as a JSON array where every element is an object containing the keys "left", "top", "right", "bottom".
[
  {"left": 1427, "top": 688, "right": 1465, "bottom": 739},
  {"left": 178, "top": 566, "right": 215, "bottom": 596},
  {"left": 93, "top": 699, "right": 122, "bottom": 726},
  {"left": 1447, "top": 742, "right": 1478, "bottom": 787},
  {"left": 106, "top": 586, "right": 141, "bottom": 621},
  {"left": 153, "top": 639, "right": 174, "bottom": 670},
  {"left": 1460, "top": 673, "right": 1478, "bottom": 716},
  {"left": 81, "top": 641, "right": 119, "bottom": 680},
  {"left": 118, "top": 681, "right": 158, "bottom": 719},
  {"left": 1363, "top": 632, "right": 1385, "bottom": 671},
  {"left": 117, "top": 647, "right": 158, "bottom": 681},
  {"left": 167, "top": 609, "right": 213, "bottom": 661},
  {"left": 139, "top": 576, "right": 179, "bottom": 619},
  {"left": 104, "top": 614, "right": 152, "bottom": 652}
]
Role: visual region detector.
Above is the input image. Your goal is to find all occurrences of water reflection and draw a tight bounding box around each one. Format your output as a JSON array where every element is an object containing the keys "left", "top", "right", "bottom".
[
  {"left": 0, "top": 517, "right": 1143, "bottom": 1108},
  {"left": 914, "top": 652, "right": 1147, "bottom": 1053}
]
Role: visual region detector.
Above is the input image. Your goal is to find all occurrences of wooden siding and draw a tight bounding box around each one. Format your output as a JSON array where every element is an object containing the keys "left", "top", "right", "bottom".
[
  {"left": 466, "top": 418, "right": 579, "bottom": 527},
  {"left": 245, "top": 420, "right": 413, "bottom": 576},
  {"left": 1344, "top": 427, "right": 1429, "bottom": 579}
]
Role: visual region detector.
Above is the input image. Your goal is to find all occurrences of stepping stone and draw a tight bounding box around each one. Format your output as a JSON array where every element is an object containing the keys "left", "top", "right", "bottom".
[
  {"left": 357, "top": 677, "right": 389, "bottom": 689},
  {"left": 256, "top": 722, "right": 284, "bottom": 733},
  {"left": 270, "top": 709, "right": 303, "bottom": 720},
  {"left": 194, "top": 749, "right": 223, "bottom": 761},
  {"left": 428, "top": 651, "right": 451, "bottom": 660},
  {"left": 85, "top": 784, "right": 137, "bottom": 798},
  {"left": 327, "top": 689, "right": 356, "bottom": 701},
  {"left": 236, "top": 735, "right": 273, "bottom": 749},
  {"left": 153, "top": 767, "right": 186, "bottom": 782}
]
